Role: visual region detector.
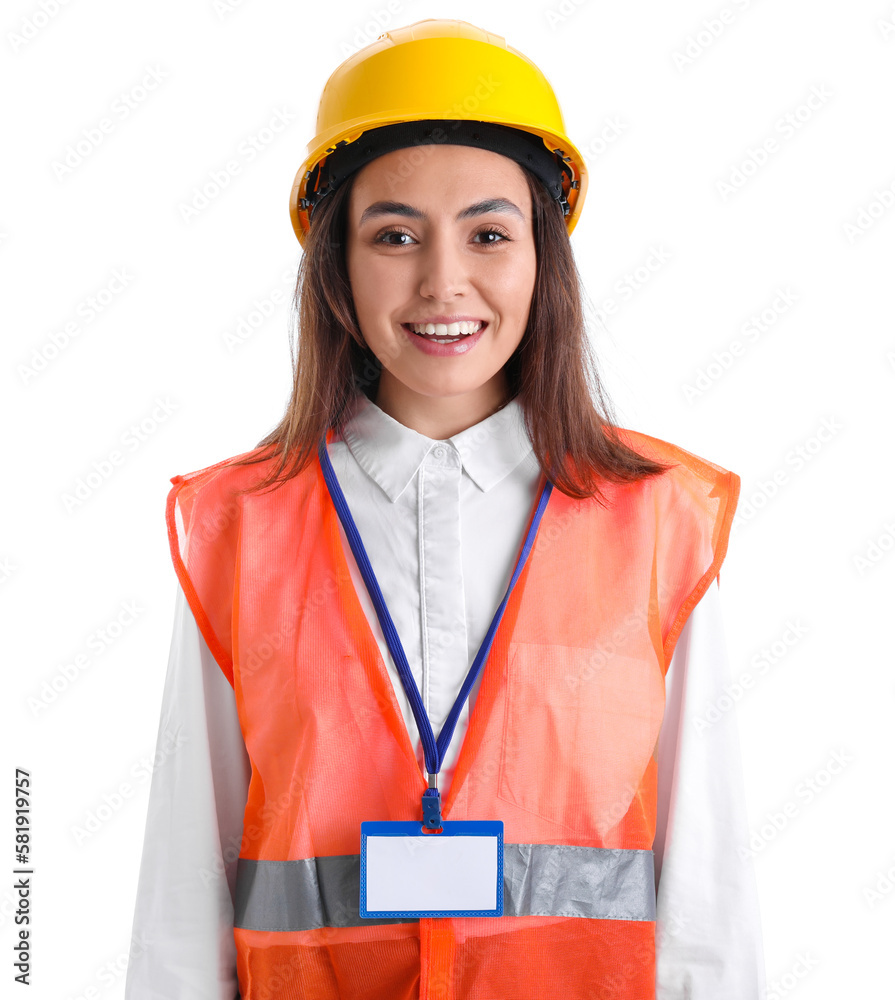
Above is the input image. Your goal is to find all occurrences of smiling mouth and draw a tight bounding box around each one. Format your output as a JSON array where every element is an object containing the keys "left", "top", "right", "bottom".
[{"left": 402, "top": 321, "right": 486, "bottom": 343}]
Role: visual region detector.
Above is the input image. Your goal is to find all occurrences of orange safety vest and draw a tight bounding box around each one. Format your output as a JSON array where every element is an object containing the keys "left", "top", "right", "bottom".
[{"left": 166, "top": 425, "right": 739, "bottom": 1000}]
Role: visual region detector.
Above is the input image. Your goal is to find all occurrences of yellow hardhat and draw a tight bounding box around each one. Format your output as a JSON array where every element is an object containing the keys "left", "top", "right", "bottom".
[{"left": 289, "top": 18, "right": 588, "bottom": 247}]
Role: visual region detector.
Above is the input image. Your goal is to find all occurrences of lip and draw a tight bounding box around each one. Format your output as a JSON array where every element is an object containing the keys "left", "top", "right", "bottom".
[
  {"left": 404, "top": 315, "right": 486, "bottom": 325},
  {"left": 401, "top": 320, "right": 487, "bottom": 357}
]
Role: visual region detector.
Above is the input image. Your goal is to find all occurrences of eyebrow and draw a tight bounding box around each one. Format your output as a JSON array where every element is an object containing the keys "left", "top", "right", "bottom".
[{"left": 358, "top": 197, "right": 525, "bottom": 227}]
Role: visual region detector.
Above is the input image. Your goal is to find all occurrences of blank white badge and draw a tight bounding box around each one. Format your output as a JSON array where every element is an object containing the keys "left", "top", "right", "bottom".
[{"left": 360, "top": 820, "right": 504, "bottom": 918}]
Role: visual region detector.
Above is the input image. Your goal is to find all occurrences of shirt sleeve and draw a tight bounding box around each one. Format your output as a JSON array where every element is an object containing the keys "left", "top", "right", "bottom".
[
  {"left": 654, "top": 578, "right": 767, "bottom": 997},
  {"left": 125, "top": 583, "right": 250, "bottom": 1000}
]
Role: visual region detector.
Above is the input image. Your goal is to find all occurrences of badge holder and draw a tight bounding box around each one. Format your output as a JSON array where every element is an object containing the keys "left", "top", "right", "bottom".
[
  {"left": 319, "top": 436, "right": 551, "bottom": 920},
  {"left": 360, "top": 817, "right": 504, "bottom": 919}
]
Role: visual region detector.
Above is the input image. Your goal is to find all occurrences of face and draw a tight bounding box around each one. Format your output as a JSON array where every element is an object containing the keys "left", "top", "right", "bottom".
[{"left": 345, "top": 142, "right": 537, "bottom": 431}]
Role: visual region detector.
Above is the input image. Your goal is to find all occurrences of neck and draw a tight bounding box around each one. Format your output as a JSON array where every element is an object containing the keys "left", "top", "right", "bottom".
[{"left": 373, "top": 373, "right": 510, "bottom": 439}]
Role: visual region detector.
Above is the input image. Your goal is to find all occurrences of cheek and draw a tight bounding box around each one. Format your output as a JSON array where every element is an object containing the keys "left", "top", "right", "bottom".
[
  {"left": 347, "top": 264, "right": 378, "bottom": 322},
  {"left": 349, "top": 255, "right": 405, "bottom": 320},
  {"left": 490, "top": 252, "right": 537, "bottom": 307}
]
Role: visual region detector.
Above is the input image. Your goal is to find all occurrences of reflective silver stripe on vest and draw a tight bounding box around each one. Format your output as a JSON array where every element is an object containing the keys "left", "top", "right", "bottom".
[{"left": 235, "top": 844, "right": 655, "bottom": 932}]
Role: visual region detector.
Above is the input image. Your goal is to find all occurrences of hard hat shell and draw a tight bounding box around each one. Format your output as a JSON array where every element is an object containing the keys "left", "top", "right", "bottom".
[{"left": 289, "top": 18, "right": 588, "bottom": 247}]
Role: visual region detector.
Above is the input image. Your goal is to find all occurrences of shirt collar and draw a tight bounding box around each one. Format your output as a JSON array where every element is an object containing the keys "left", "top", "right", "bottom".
[{"left": 339, "top": 394, "right": 534, "bottom": 502}]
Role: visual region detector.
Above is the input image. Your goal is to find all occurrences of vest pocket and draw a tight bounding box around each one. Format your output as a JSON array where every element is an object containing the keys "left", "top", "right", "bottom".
[{"left": 497, "top": 641, "right": 664, "bottom": 838}]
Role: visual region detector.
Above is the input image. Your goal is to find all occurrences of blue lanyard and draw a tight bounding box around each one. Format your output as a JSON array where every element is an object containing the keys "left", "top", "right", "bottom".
[{"left": 318, "top": 433, "right": 553, "bottom": 827}]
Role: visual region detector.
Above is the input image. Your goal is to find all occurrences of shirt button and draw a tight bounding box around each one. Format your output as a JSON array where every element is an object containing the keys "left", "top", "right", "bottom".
[{"left": 433, "top": 445, "right": 447, "bottom": 460}]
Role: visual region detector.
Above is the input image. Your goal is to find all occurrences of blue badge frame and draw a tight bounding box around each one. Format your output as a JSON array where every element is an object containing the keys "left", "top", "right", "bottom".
[{"left": 360, "top": 820, "right": 504, "bottom": 919}]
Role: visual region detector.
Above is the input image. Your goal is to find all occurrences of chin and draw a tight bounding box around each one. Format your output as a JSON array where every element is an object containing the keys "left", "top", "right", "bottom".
[{"left": 419, "top": 379, "right": 489, "bottom": 398}]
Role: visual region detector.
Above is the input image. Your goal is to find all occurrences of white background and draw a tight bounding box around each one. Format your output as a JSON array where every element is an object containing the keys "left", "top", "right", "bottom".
[{"left": 3, "top": 0, "right": 894, "bottom": 997}]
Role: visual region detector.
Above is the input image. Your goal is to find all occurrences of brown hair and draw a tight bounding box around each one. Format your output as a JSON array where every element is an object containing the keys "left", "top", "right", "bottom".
[{"left": 227, "top": 160, "right": 674, "bottom": 501}]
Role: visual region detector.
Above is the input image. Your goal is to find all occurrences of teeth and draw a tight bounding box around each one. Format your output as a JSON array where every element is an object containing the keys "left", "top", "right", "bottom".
[{"left": 407, "top": 321, "right": 483, "bottom": 337}]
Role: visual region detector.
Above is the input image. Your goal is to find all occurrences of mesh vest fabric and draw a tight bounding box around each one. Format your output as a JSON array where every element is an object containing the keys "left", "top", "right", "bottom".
[{"left": 165, "top": 427, "right": 740, "bottom": 1000}]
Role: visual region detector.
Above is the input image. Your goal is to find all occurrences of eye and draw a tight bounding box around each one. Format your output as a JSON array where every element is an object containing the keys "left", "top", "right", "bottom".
[
  {"left": 375, "top": 228, "right": 415, "bottom": 247},
  {"left": 472, "top": 226, "right": 511, "bottom": 245},
  {"left": 373, "top": 226, "right": 512, "bottom": 247}
]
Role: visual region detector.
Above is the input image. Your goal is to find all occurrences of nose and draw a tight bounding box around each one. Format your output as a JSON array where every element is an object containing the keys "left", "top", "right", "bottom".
[{"left": 417, "top": 232, "right": 471, "bottom": 302}]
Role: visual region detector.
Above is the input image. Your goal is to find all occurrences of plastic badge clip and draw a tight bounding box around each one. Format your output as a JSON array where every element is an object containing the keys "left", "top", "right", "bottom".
[{"left": 422, "top": 774, "right": 442, "bottom": 830}]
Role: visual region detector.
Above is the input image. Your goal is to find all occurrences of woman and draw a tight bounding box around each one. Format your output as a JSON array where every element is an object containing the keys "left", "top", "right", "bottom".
[{"left": 126, "top": 18, "right": 765, "bottom": 999}]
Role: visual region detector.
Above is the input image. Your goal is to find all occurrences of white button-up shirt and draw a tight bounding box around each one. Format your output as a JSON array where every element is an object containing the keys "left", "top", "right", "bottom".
[{"left": 125, "top": 394, "right": 766, "bottom": 999}]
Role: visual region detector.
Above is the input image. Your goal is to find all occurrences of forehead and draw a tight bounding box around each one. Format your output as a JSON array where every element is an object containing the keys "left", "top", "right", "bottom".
[{"left": 349, "top": 143, "right": 530, "bottom": 214}]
